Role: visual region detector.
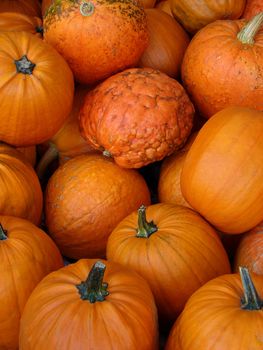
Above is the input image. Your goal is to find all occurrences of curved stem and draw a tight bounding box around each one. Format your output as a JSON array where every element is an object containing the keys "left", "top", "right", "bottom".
[
  {"left": 136, "top": 205, "right": 158, "bottom": 238},
  {"left": 36, "top": 143, "right": 59, "bottom": 182},
  {"left": 239, "top": 266, "right": 263, "bottom": 310},
  {"left": 0, "top": 224, "right": 7, "bottom": 240},
  {"left": 237, "top": 12, "right": 263, "bottom": 45},
  {"left": 76, "top": 261, "right": 109, "bottom": 303},
  {"left": 14, "top": 55, "right": 36, "bottom": 75}
]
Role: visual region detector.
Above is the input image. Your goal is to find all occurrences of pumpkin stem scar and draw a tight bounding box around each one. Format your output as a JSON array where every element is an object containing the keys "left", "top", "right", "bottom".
[
  {"left": 80, "top": 1, "right": 95, "bottom": 16},
  {"left": 0, "top": 224, "right": 7, "bottom": 240},
  {"left": 136, "top": 205, "right": 158, "bottom": 238},
  {"left": 14, "top": 55, "right": 36, "bottom": 75},
  {"left": 237, "top": 12, "right": 263, "bottom": 45},
  {"left": 76, "top": 261, "right": 109, "bottom": 303},
  {"left": 102, "top": 149, "right": 112, "bottom": 157},
  {"left": 239, "top": 266, "right": 263, "bottom": 310}
]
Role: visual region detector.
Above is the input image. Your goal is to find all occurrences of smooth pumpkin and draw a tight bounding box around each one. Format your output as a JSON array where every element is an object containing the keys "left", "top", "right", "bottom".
[
  {"left": 181, "top": 12, "right": 263, "bottom": 118},
  {"left": 107, "top": 203, "right": 230, "bottom": 321},
  {"left": 180, "top": 107, "right": 263, "bottom": 234},
  {"left": 16, "top": 145, "right": 37, "bottom": 167},
  {"left": 243, "top": 0, "right": 263, "bottom": 19},
  {"left": 155, "top": 0, "right": 172, "bottom": 16},
  {"left": 166, "top": 267, "right": 263, "bottom": 350},
  {"left": 138, "top": 9, "right": 189, "bottom": 78},
  {"left": 0, "top": 216, "right": 63, "bottom": 350},
  {"left": 43, "top": 0, "right": 149, "bottom": 84},
  {"left": 168, "top": 0, "right": 245, "bottom": 33},
  {"left": 0, "top": 12, "right": 42, "bottom": 36},
  {"left": 19, "top": 259, "right": 159, "bottom": 350},
  {"left": 0, "top": 0, "right": 41, "bottom": 17}
]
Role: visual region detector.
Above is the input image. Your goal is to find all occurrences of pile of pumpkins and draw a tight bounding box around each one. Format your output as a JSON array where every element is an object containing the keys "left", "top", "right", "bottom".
[{"left": 0, "top": 0, "right": 262, "bottom": 349}]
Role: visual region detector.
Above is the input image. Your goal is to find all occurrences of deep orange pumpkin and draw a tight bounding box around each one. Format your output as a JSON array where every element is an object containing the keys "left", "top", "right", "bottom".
[
  {"left": 243, "top": 0, "right": 263, "bottom": 19},
  {"left": 16, "top": 145, "right": 37, "bottom": 167},
  {"left": 0, "top": 0, "right": 41, "bottom": 17},
  {"left": 107, "top": 203, "right": 230, "bottom": 322},
  {"left": 155, "top": 0, "right": 172, "bottom": 16},
  {"left": 0, "top": 12, "right": 43, "bottom": 37},
  {"left": 42, "top": 0, "right": 53, "bottom": 15},
  {"left": 180, "top": 107, "right": 263, "bottom": 234},
  {"left": 0, "top": 215, "right": 63, "bottom": 350},
  {"left": 181, "top": 13, "right": 263, "bottom": 118},
  {"left": 19, "top": 259, "right": 159, "bottom": 350}
]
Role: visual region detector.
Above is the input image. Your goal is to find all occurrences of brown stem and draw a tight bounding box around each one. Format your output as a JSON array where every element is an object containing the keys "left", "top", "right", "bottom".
[
  {"left": 237, "top": 12, "right": 263, "bottom": 45},
  {"left": 136, "top": 205, "right": 158, "bottom": 238},
  {"left": 14, "top": 55, "right": 36, "bottom": 75},
  {"left": 239, "top": 266, "right": 263, "bottom": 310},
  {"left": 0, "top": 224, "right": 7, "bottom": 240},
  {"left": 36, "top": 143, "right": 59, "bottom": 181}
]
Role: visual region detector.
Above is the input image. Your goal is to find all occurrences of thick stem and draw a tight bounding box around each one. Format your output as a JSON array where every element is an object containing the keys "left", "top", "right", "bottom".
[
  {"left": 136, "top": 205, "right": 158, "bottom": 238},
  {"left": 36, "top": 143, "right": 59, "bottom": 182},
  {"left": 0, "top": 224, "right": 7, "bottom": 240},
  {"left": 14, "top": 55, "right": 36, "bottom": 75},
  {"left": 76, "top": 261, "right": 109, "bottom": 303},
  {"left": 237, "top": 12, "right": 263, "bottom": 45},
  {"left": 239, "top": 266, "right": 263, "bottom": 310}
]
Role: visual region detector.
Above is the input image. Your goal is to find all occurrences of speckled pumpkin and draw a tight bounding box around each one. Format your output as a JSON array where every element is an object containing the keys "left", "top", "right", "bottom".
[
  {"left": 79, "top": 68, "right": 194, "bottom": 168},
  {"left": 43, "top": 0, "right": 149, "bottom": 84}
]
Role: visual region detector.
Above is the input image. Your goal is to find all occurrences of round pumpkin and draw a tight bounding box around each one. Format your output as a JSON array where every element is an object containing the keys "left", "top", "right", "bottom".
[
  {"left": 19, "top": 259, "right": 159, "bottom": 350},
  {"left": 0, "top": 31, "right": 74, "bottom": 146},
  {"left": 168, "top": 0, "right": 246, "bottom": 34},
  {"left": 180, "top": 107, "right": 263, "bottom": 234},
  {"left": 16, "top": 145, "right": 37, "bottom": 167},
  {"left": 42, "top": 0, "right": 52, "bottom": 15},
  {"left": 0, "top": 215, "right": 63, "bottom": 350},
  {"left": 0, "top": 12, "right": 42, "bottom": 36},
  {"left": 181, "top": 13, "right": 263, "bottom": 118},
  {"left": 107, "top": 203, "right": 230, "bottom": 322},
  {"left": 138, "top": 9, "right": 189, "bottom": 78},
  {"left": 243, "top": 0, "right": 263, "bottom": 19},
  {"left": 45, "top": 153, "right": 151, "bottom": 259},
  {"left": 79, "top": 67, "right": 194, "bottom": 169},
  {"left": 166, "top": 267, "right": 263, "bottom": 350},
  {"left": 155, "top": 0, "right": 172, "bottom": 16},
  {"left": 43, "top": 0, "right": 149, "bottom": 84},
  {"left": 0, "top": 0, "right": 41, "bottom": 17}
]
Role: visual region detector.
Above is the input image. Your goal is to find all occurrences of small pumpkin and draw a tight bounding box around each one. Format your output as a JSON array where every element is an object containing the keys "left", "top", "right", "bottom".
[
  {"left": 166, "top": 267, "right": 263, "bottom": 350},
  {"left": 0, "top": 0, "right": 41, "bottom": 17},
  {"left": 243, "top": 0, "right": 263, "bottom": 19},
  {"left": 0, "top": 12, "right": 42, "bottom": 36},
  {"left": 19, "top": 259, "right": 159, "bottom": 350},
  {"left": 0, "top": 216, "right": 63, "bottom": 350}
]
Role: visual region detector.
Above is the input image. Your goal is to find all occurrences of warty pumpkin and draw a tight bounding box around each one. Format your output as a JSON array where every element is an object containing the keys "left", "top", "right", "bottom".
[
  {"left": 0, "top": 0, "right": 41, "bottom": 17},
  {"left": 19, "top": 259, "right": 159, "bottom": 350},
  {"left": 0, "top": 215, "right": 63, "bottom": 350},
  {"left": 180, "top": 107, "right": 263, "bottom": 234},
  {"left": 243, "top": 0, "right": 263, "bottom": 19},
  {"left": 0, "top": 12, "right": 43, "bottom": 36}
]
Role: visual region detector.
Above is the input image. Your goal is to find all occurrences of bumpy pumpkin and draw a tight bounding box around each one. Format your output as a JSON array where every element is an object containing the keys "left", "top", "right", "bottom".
[
  {"left": 19, "top": 259, "right": 159, "bottom": 350},
  {"left": 0, "top": 12, "right": 42, "bottom": 36},
  {"left": 0, "top": 216, "right": 63, "bottom": 350},
  {"left": 181, "top": 12, "right": 263, "bottom": 118},
  {"left": 0, "top": 0, "right": 41, "bottom": 17},
  {"left": 166, "top": 267, "right": 263, "bottom": 350},
  {"left": 243, "top": 0, "right": 263, "bottom": 19},
  {"left": 43, "top": 0, "right": 149, "bottom": 84},
  {"left": 80, "top": 68, "right": 194, "bottom": 169},
  {"left": 107, "top": 203, "right": 230, "bottom": 322},
  {"left": 180, "top": 107, "right": 263, "bottom": 234}
]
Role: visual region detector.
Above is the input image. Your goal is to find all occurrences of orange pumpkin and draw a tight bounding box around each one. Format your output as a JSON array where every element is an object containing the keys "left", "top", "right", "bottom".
[
  {"left": 166, "top": 267, "right": 263, "bottom": 350},
  {"left": 80, "top": 68, "right": 194, "bottom": 169},
  {"left": 141, "top": 0, "right": 156, "bottom": 8},
  {"left": 0, "top": 216, "right": 63, "bottom": 350},
  {"left": 181, "top": 13, "right": 263, "bottom": 118},
  {"left": 107, "top": 203, "right": 230, "bottom": 322},
  {"left": 0, "top": 12, "right": 42, "bottom": 36},
  {"left": 138, "top": 9, "right": 189, "bottom": 78},
  {"left": 243, "top": 0, "right": 263, "bottom": 19},
  {"left": 45, "top": 153, "right": 151, "bottom": 259},
  {"left": 16, "top": 145, "right": 37, "bottom": 167},
  {"left": 155, "top": 0, "right": 172, "bottom": 16},
  {"left": 0, "top": 0, "right": 41, "bottom": 17},
  {"left": 0, "top": 144, "right": 43, "bottom": 225},
  {"left": 43, "top": 0, "right": 149, "bottom": 84},
  {"left": 180, "top": 107, "right": 263, "bottom": 234},
  {"left": 42, "top": 0, "right": 53, "bottom": 15},
  {"left": 0, "top": 31, "right": 74, "bottom": 146},
  {"left": 19, "top": 259, "right": 159, "bottom": 350}
]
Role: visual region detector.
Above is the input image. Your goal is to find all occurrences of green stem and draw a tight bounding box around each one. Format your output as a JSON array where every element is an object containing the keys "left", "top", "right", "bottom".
[
  {"left": 14, "top": 55, "right": 36, "bottom": 75},
  {"left": 136, "top": 205, "right": 158, "bottom": 238},
  {"left": 237, "top": 12, "right": 263, "bottom": 45},
  {"left": 76, "top": 261, "right": 109, "bottom": 303},
  {"left": 0, "top": 224, "right": 7, "bottom": 240},
  {"left": 239, "top": 266, "right": 263, "bottom": 310}
]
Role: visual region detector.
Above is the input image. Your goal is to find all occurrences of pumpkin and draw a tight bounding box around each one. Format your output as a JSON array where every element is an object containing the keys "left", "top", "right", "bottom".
[
  {"left": 0, "top": 0, "right": 41, "bottom": 17},
  {"left": 234, "top": 221, "right": 263, "bottom": 275},
  {"left": 16, "top": 145, "right": 37, "bottom": 167},
  {"left": 243, "top": 0, "right": 263, "bottom": 19},
  {"left": 45, "top": 153, "right": 151, "bottom": 259},
  {"left": 19, "top": 259, "right": 159, "bottom": 350},
  {"left": 0, "top": 215, "right": 63, "bottom": 350},
  {"left": 155, "top": 0, "right": 172, "bottom": 16},
  {"left": 43, "top": 0, "right": 149, "bottom": 85},
  {"left": 138, "top": 9, "right": 189, "bottom": 78},
  {"left": 42, "top": 0, "right": 53, "bottom": 15},
  {"left": 180, "top": 107, "right": 263, "bottom": 234},
  {"left": 168, "top": 0, "right": 246, "bottom": 34},
  {"left": 165, "top": 267, "right": 263, "bottom": 350},
  {"left": 181, "top": 12, "right": 263, "bottom": 119},
  {"left": 79, "top": 67, "right": 194, "bottom": 169},
  {"left": 0, "top": 143, "right": 43, "bottom": 225},
  {"left": 142, "top": 0, "right": 156, "bottom": 8},
  {"left": 0, "top": 31, "right": 74, "bottom": 146},
  {"left": 107, "top": 203, "right": 230, "bottom": 322},
  {"left": 0, "top": 12, "right": 43, "bottom": 36}
]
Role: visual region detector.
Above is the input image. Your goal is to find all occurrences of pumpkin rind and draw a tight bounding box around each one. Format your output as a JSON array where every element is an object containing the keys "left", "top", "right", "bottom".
[
  {"left": 0, "top": 12, "right": 43, "bottom": 37},
  {"left": 0, "top": 0, "right": 41, "bottom": 17},
  {"left": 243, "top": 0, "right": 263, "bottom": 19}
]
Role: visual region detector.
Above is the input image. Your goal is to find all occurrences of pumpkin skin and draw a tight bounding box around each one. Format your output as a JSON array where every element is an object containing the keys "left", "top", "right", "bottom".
[
  {"left": 0, "top": 31, "right": 74, "bottom": 146},
  {"left": 243, "top": 0, "right": 263, "bottom": 19},
  {"left": 107, "top": 203, "right": 230, "bottom": 321},
  {"left": 19, "top": 259, "right": 159, "bottom": 350},
  {"left": 0, "top": 0, "right": 41, "bottom": 17},
  {"left": 42, "top": 0, "right": 53, "bottom": 15},
  {"left": 79, "top": 68, "right": 194, "bottom": 169},
  {"left": 180, "top": 107, "right": 263, "bottom": 234},
  {"left": 156, "top": 0, "right": 172, "bottom": 16},
  {"left": 43, "top": 0, "right": 149, "bottom": 85},
  {"left": 138, "top": 9, "right": 190, "bottom": 78},
  {"left": 0, "top": 215, "right": 63, "bottom": 350},
  {"left": 181, "top": 14, "right": 263, "bottom": 118},
  {"left": 0, "top": 144, "right": 43, "bottom": 225},
  {"left": 0, "top": 12, "right": 43, "bottom": 37},
  {"left": 165, "top": 269, "right": 263, "bottom": 350},
  {"left": 168, "top": 0, "right": 246, "bottom": 34},
  {"left": 45, "top": 153, "right": 151, "bottom": 259},
  {"left": 16, "top": 145, "right": 37, "bottom": 167}
]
